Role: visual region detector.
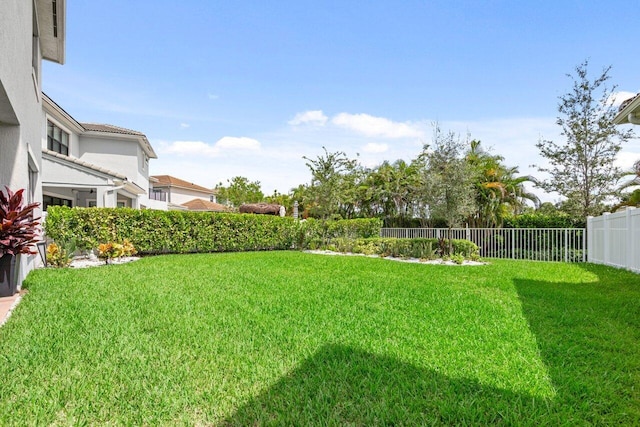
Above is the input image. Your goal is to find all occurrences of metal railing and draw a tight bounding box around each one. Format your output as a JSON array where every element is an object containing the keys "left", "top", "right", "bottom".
[
  {"left": 380, "top": 228, "right": 586, "bottom": 262},
  {"left": 148, "top": 190, "right": 167, "bottom": 201}
]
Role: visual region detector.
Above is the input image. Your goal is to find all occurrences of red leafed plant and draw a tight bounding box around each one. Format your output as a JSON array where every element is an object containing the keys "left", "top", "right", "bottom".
[{"left": 0, "top": 187, "right": 41, "bottom": 258}]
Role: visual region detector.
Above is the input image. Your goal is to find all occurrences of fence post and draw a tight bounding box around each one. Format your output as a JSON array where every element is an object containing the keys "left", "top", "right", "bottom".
[
  {"left": 586, "top": 216, "right": 593, "bottom": 263},
  {"left": 627, "top": 208, "right": 634, "bottom": 271},
  {"left": 582, "top": 227, "right": 586, "bottom": 263},
  {"left": 603, "top": 212, "right": 610, "bottom": 266},
  {"left": 564, "top": 228, "right": 568, "bottom": 263},
  {"left": 511, "top": 229, "right": 515, "bottom": 259}
]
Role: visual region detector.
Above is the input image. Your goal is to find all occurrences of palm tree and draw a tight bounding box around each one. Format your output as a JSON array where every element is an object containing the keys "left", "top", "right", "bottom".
[
  {"left": 613, "top": 159, "right": 640, "bottom": 211},
  {"left": 619, "top": 159, "right": 640, "bottom": 190},
  {"left": 466, "top": 140, "right": 539, "bottom": 227}
]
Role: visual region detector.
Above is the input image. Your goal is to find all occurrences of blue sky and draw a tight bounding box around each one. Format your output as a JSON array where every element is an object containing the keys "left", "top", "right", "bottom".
[{"left": 43, "top": 1, "right": 640, "bottom": 202}]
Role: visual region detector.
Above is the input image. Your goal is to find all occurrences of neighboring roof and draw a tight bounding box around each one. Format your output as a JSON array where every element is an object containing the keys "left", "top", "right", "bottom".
[
  {"left": 167, "top": 203, "right": 189, "bottom": 211},
  {"left": 181, "top": 199, "right": 229, "bottom": 212},
  {"left": 151, "top": 175, "right": 214, "bottom": 194},
  {"left": 36, "top": 0, "right": 66, "bottom": 64},
  {"left": 42, "top": 148, "right": 126, "bottom": 180},
  {"left": 614, "top": 93, "right": 640, "bottom": 125}
]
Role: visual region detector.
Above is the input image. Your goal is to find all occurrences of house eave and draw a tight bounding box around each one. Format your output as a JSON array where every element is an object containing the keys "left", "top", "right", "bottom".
[
  {"left": 36, "top": 0, "right": 66, "bottom": 65},
  {"left": 42, "top": 93, "right": 85, "bottom": 133},
  {"left": 42, "top": 149, "right": 127, "bottom": 180},
  {"left": 613, "top": 94, "right": 640, "bottom": 125}
]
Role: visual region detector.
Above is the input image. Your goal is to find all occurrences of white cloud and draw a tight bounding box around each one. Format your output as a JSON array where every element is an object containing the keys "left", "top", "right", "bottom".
[
  {"left": 161, "top": 137, "right": 261, "bottom": 158},
  {"left": 180, "top": 123, "right": 190, "bottom": 128},
  {"left": 362, "top": 142, "right": 389, "bottom": 153},
  {"left": 616, "top": 151, "right": 640, "bottom": 170},
  {"left": 288, "top": 110, "right": 328, "bottom": 126},
  {"left": 332, "top": 113, "right": 423, "bottom": 138},
  {"left": 214, "top": 136, "right": 261, "bottom": 151},
  {"left": 163, "top": 140, "right": 215, "bottom": 156},
  {"left": 208, "top": 93, "right": 219, "bottom": 100}
]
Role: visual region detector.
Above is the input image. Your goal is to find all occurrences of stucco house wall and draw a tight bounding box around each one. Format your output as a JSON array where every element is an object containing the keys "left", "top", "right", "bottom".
[
  {"left": 0, "top": 1, "right": 45, "bottom": 201},
  {"left": 1, "top": 0, "right": 66, "bottom": 288},
  {"left": 79, "top": 135, "right": 144, "bottom": 189},
  {"left": 164, "top": 188, "right": 213, "bottom": 206}
]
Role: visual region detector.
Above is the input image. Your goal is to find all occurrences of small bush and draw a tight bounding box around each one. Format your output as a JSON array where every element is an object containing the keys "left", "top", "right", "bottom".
[{"left": 45, "top": 243, "right": 72, "bottom": 268}]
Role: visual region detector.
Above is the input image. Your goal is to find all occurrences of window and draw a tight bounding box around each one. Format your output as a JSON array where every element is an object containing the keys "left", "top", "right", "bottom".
[
  {"left": 47, "top": 120, "right": 69, "bottom": 155},
  {"left": 140, "top": 153, "right": 149, "bottom": 173},
  {"left": 27, "top": 146, "right": 39, "bottom": 205},
  {"left": 28, "top": 166, "right": 37, "bottom": 205},
  {"left": 43, "top": 195, "right": 72, "bottom": 210}
]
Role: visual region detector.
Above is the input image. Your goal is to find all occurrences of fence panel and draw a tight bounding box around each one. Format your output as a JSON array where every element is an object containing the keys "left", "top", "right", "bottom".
[
  {"left": 380, "top": 227, "right": 586, "bottom": 262},
  {"left": 587, "top": 208, "right": 640, "bottom": 273}
]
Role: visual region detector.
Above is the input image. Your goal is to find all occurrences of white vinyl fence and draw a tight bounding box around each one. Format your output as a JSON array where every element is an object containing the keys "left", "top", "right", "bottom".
[
  {"left": 380, "top": 227, "right": 586, "bottom": 262},
  {"left": 587, "top": 208, "right": 640, "bottom": 273}
]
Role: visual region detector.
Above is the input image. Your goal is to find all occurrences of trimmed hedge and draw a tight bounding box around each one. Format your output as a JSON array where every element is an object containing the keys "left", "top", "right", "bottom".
[{"left": 44, "top": 207, "right": 382, "bottom": 254}]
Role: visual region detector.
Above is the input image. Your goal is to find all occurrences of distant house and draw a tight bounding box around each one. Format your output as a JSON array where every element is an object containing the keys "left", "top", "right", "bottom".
[
  {"left": 181, "top": 199, "right": 229, "bottom": 212},
  {"left": 41, "top": 94, "right": 165, "bottom": 210},
  {"left": 614, "top": 93, "right": 640, "bottom": 126},
  {"left": 1, "top": 0, "right": 66, "bottom": 287},
  {"left": 150, "top": 175, "right": 223, "bottom": 211}
]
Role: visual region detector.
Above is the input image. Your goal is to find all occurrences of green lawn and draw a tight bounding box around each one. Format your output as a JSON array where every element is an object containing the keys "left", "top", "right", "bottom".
[{"left": 0, "top": 251, "right": 638, "bottom": 425}]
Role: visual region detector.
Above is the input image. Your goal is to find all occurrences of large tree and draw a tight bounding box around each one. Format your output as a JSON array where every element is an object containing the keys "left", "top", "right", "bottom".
[
  {"left": 215, "top": 176, "right": 265, "bottom": 208},
  {"left": 419, "top": 126, "right": 476, "bottom": 252},
  {"left": 302, "top": 147, "right": 360, "bottom": 219},
  {"left": 535, "top": 61, "right": 634, "bottom": 219}
]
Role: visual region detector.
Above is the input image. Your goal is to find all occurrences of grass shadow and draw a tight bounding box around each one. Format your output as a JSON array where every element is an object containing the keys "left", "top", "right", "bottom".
[
  {"left": 221, "top": 343, "right": 549, "bottom": 426},
  {"left": 513, "top": 263, "right": 640, "bottom": 425}
]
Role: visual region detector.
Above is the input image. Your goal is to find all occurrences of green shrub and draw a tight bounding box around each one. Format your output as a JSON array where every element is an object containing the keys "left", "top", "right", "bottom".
[
  {"left": 296, "top": 218, "right": 382, "bottom": 249},
  {"left": 313, "top": 237, "right": 479, "bottom": 261},
  {"left": 504, "top": 212, "right": 585, "bottom": 229}
]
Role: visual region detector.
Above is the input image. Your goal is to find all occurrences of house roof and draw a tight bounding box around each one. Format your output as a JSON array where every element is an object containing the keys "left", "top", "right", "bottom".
[
  {"left": 181, "top": 199, "right": 229, "bottom": 212},
  {"left": 151, "top": 175, "right": 215, "bottom": 194},
  {"left": 42, "top": 148, "right": 126, "bottom": 180},
  {"left": 614, "top": 92, "right": 640, "bottom": 125},
  {"left": 81, "top": 123, "right": 146, "bottom": 137}
]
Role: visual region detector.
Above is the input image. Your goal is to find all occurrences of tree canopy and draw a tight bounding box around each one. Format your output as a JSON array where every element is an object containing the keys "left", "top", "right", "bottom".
[{"left": 535, "top": 60, "right": 634, "bottom": 219}]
